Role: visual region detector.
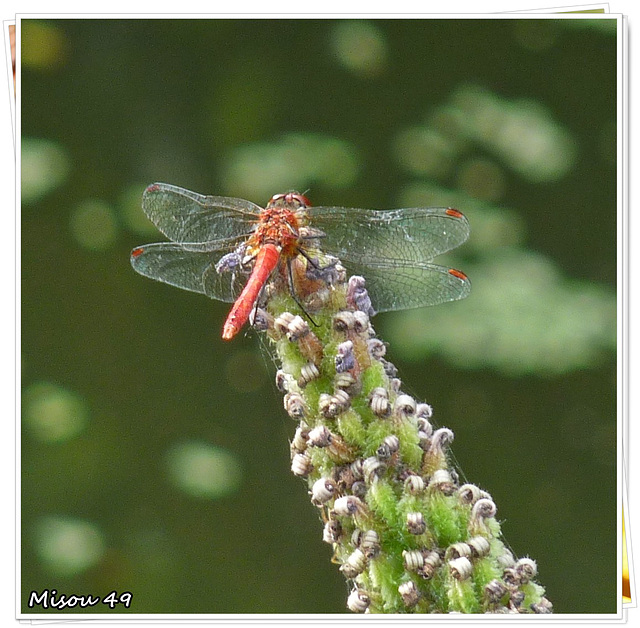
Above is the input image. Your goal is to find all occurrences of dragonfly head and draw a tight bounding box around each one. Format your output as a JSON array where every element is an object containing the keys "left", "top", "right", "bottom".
[{"left": 267, "top": 191, "right": 311, "bottom": 209}]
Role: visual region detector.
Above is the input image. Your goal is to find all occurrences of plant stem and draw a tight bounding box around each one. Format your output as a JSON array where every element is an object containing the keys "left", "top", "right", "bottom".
[{"left": 257, "top": 264, "right": 551, "bottom": 614}]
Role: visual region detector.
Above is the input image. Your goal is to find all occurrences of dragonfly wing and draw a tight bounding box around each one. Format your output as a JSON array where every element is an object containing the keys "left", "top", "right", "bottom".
[
  {"left": 341, "top": 260, "right": 471, "bottom": 313},
  {"left": 130, "top": 242, "right": 244, "bottom": 303},
  {"left": 309, "top": 206, "right": 470, "bottom": 265},
  {"left": 142, "top": 183, "right": 260, "bottom": 245}
]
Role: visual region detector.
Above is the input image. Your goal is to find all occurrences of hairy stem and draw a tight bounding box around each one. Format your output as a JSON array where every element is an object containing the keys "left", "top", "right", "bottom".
[{"left": 255, "top": 263, "right": 551, "bottom": 614}]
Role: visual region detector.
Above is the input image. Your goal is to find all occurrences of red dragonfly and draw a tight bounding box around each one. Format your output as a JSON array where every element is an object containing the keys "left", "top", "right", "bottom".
[{"left": 130, "top": 183, "right": 471, "bottom": 340}]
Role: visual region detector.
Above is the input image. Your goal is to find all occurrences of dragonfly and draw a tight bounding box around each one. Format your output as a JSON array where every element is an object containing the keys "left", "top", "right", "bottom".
[{"left": 130, "top": 183, "right": 471, "bottom": 340}]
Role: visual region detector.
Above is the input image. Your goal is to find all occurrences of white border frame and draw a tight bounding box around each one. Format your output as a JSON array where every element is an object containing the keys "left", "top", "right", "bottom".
[{"left": 12, "top": 9, "right": 626, "bottom": 623}]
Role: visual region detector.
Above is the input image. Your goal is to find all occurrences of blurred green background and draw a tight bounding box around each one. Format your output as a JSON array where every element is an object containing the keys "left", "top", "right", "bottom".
[{"left": 21, "top": 17, "right": 618, "bottom": 614}]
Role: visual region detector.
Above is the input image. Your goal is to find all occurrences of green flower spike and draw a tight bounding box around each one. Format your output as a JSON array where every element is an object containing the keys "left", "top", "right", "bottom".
[{"left": 254, "top": 260, "right": 552, "bottom": 615}]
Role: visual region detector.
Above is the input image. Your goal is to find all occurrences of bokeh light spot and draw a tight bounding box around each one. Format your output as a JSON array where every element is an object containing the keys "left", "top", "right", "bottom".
[
  {"left": 330, "top": 20, "right": 387, "bottom": 76},
  {"left": 33, "top": 516, "right": 105, "bottom": 577},
  {"left": 222, "top": 133, "right": 359, "bottom": 200},
  {"left": 448, "top": 85, "right": 577, "bottom": 182},
  {"left": 165, "top": 441, "right": 242, "bottom": 500},
  {"left": 393, "top": 126, "right": 457, "bottom": 178},
  {"left": 21, "top": 138, "right": 71, "bottom": 204},
  {"left": 386, "top": 250, "right": 616, "bottom": 376},
  {"left": 70, "top": 198, "right": 118, "bottom": 251},
  {"left": 21, "top": 20, "right": 67, "bottom": 70},
  {"left": 22, "top": 382, "right": 89, "bottom": 443}
]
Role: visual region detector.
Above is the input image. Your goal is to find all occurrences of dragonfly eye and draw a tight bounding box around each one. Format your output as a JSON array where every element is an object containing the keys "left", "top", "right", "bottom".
[
  {"left": 285, "top": 192, "right": 311, "bottom": 207},
  {"left": 267, "top": 192, "right": 311, "bottom": 208}
]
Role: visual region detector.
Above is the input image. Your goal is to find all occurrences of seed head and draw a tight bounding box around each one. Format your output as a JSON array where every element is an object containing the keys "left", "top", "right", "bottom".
[
  {"left": 346, "top": 587, "right": 370, "bottom": 613},
  {"left": 449, "top": 556, "right": 473, "bottom": 580}
]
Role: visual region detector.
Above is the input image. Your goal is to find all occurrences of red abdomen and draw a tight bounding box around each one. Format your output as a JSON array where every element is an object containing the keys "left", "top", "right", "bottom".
[{"left": 222, "top": 243, "right": 280, "bottom": 340}]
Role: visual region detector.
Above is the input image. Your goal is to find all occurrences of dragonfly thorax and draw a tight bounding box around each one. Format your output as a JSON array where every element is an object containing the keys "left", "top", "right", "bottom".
[{"left": 249, "top": 204, "right": 303, "bottom": 258}]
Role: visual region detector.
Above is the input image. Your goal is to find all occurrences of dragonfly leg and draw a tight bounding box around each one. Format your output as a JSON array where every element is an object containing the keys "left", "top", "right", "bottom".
[
  {"left": 286, "top": 257, "right": 318, "bottom": 327},
  {"left": 296, "top": 247, "right": 342, "bottom": 284},
  {"left": 297, "top": 247, "right": 322, "bottom": 269}
]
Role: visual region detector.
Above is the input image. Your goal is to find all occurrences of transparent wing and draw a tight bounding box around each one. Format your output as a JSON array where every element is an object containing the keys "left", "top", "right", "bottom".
[
  {"left": 130, "top": 242, "right": 246, "bottom": 303},
  {"left": 142, "top": 182, "right": 260, "bottom": 246},
  {"left": 309, "top": 206, "right": 470, "bottom": 266},
  {"left": 341, "top": 259, "right": 471, "bottom": 313}
]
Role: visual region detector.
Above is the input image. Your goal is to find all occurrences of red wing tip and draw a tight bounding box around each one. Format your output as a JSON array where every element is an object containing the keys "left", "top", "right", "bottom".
[
  {"left": 445, "top": 208, "right": 465, "bottom": 219},
  {"left": 144, "top": 183, "right": 161, "bottom": 194},
  {"left": 131, "top": 247, "right": 145, "bottom": 259},
  {"left": 448, "top": 268, "right": 468, "bottom": 281}
]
